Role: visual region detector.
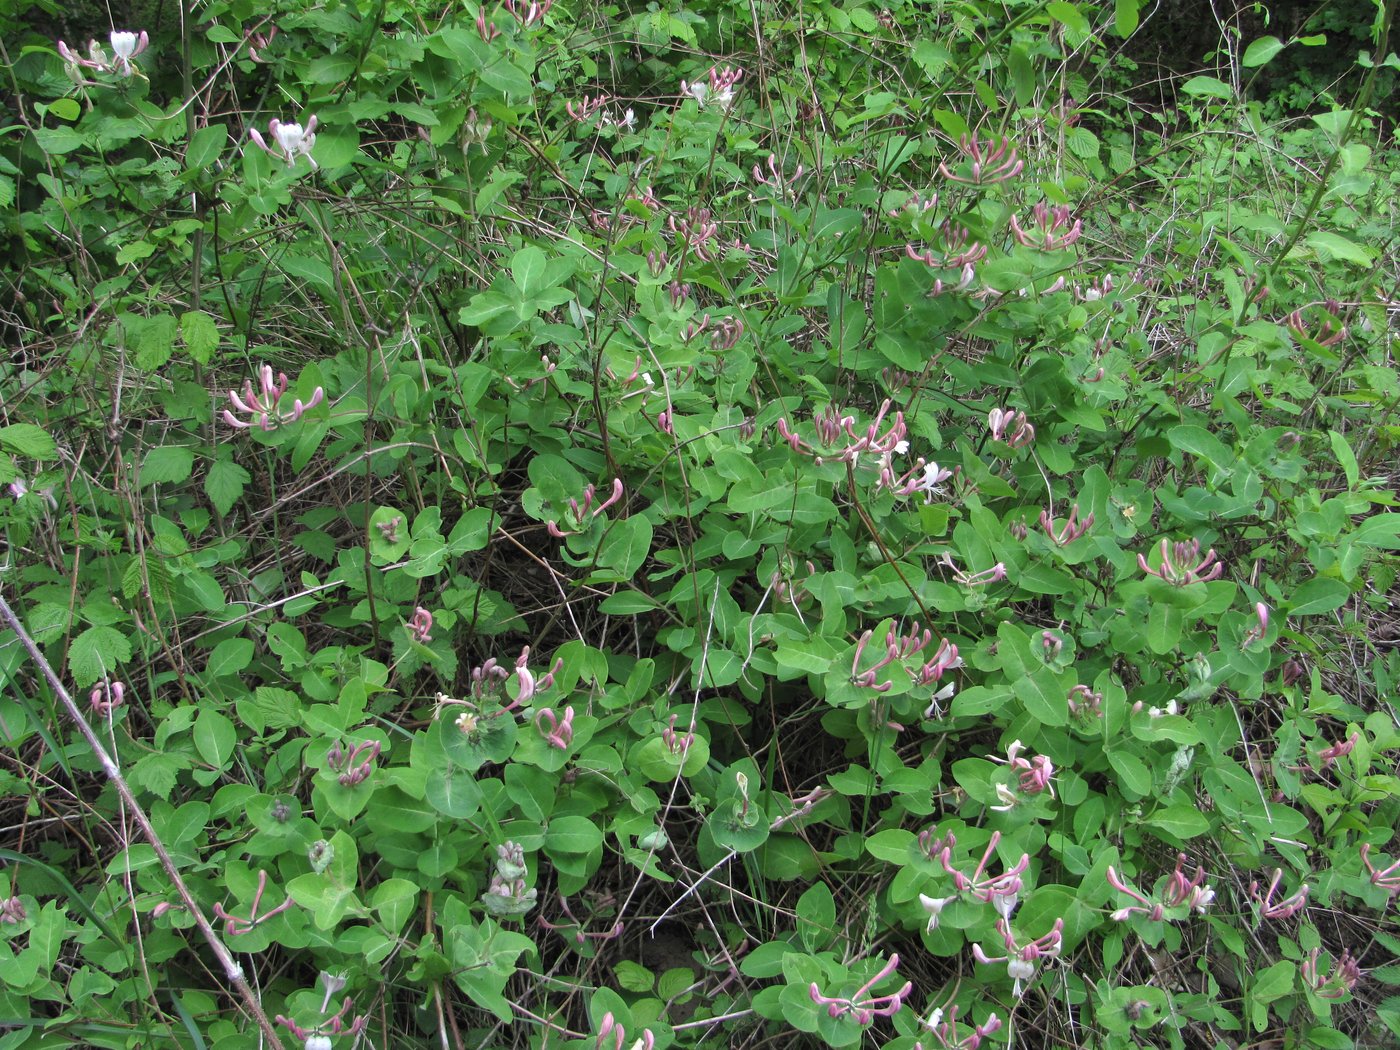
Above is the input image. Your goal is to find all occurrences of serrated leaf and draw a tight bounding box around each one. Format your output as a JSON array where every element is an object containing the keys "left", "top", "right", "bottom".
[
  {"left": 140, "top": 446, "right": 194, "bottom": 486},
  {"left": 128, "top": 751, "right": 186, "bottom": 800},
  {"left": 205, "top": 457, "right": 249, "bottom": 516},
  {"left": 0, "top": 175, "right": 15, "bottom": 208},
  {"left": 180, "top": 311, "right": 220, "bottom": 363},
  {"left": 0, "top": 424, "right": 57, "bottom": 459},
  {"left": 69, "top": 626, "right": 133, "bottom": 687},
  {"left": 129, "top": 313, "right": 179, "bottom": 371},
  {"left": 251, "top": 687, "right": 304, "bottom": 730}
]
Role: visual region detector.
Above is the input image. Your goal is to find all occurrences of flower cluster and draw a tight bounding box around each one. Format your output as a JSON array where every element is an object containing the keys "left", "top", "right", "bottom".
[
  {"left": 1010, "top": 202, "right": 1082, "bottom": 250},
  {"left": 1361, "top": 843, "right": 1400, "bottom": 898},
  {"left": 989, "top": 740, "right": 1054, "bottom": 810},
  {"left": 325, "top": 739, "right": 380, "bottom": 788},
  {"left": 850, "top": 621, "right": 960, "bottom": 705},
  {"left": 919, "top": 1004, "right": 1003, "bottom": 1050},
  {"left": 223, "top": 365, "right": 325, "bottom": 429},
  {"left": 214, "top": 869, "right": 294, "bottom": 935},
  {"left": 809, "top": 954, "right": 913, "bottom": 1025},
  {"left": 1106, "top": 853, "right": 1215, "bottom": 922},
  {"left": 938, "top": 133, "right": 1023, "bottom": 185},
  {"left": 406, "top": 607, "right": 433, "bottom": 644},
  {"left": 939, "top": 830, "right": 1030, "bottom": 919},
  {"left": 1249, "top": 868, "right": 1310, "bottom": 920},
  {"left": 1303, "top": 949, "right": 1362, "bottom": 999},
  {"left": 1040, "top": 503, "right": 1093, "bottom": 546},
  {"left": 534, "top": 706, "right": 575, "bottom": 749},
  {"left": 988, "top": 407, "right": 1034, "bottom": 448},
  {"left": 483, "top": 841, "right": 538, "bottom": 917},
  {"left": 972, "top": 918, "right": 1063, "bottom": 997},
  {"left": 1138, "top": 537, "right": 1224, "bottom": 585},
  {"left": 58, "top": 30, "right": 149, "bottom": 79},
  {"left": 90, "top": 680, "right": 126, "bottom": 716},
  {"left": 681, "top": 65, "right": 743, "bottom": 110},
  {"left": 275, "top": 975, "right": 367, "bottom": 1050},
  {"left": 596, "top": 1012, "right": 653, "bottom": 1050},
  {"left": 547, "top": 478, "right": 624, "bottom": 537},
  {"left": 249, "top": 116, "right": 319, "bottom": 169},
  {"left": 538, "top": 894, "right": 623, "bottom": 946}
]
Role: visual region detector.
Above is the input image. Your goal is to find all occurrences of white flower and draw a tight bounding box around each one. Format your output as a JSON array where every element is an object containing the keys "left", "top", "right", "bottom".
[
  {"left": 305, "top": 1037, "right": 333, "bottom": 1050},
  {"left": 110, "top": 32, "right": 140, "bottom": 59},
  {"left": 918, "top": 893, "right": 954, "bottom": 932},
  {"left": 892, "top": 439, "right": 909, "bottom": 455},
  {"left": 714, "top": 86, "right": 736, "bottom": 110},
  {"left": 1190, "top": 885, "right": 1215, "bottom": 914},
  {"left": 1007, "top": 958, "right": 1034, "bottom": 997},
  {"left": 990, "top": 782, "right": 1020, "bottom": 811},
  {"left": 681, "top": 81, "right": 708, "bottom": 106},
  {"left": 922, "top": 681, "right": 956, "bottom": 720},
  {"left": 916, "top": 461, "right": 953, "bottom": 500},
  {"left": 615, "top": 108, "right": 636, "bottom": 130},
  {"left": 250, "top": 116, "right": 319, "bottom": 169}
]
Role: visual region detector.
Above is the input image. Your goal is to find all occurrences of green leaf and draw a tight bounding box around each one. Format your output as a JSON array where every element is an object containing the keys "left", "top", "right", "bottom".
[
  {"left": 180, "top": 310, "right": 220, "bottom": 363},
  {"left": 1007, "top": 45, "right": 1035, "bottom": 107},
  {"left": 194, "top": 708, "right": 236, "bottom": 768},
  {"left": 129, "top": 313, "right": 179, "bottom": 371},
  {"left": 1252, "top": 960, "right": 1296, "bottom": 1002},
  {"left": 511, "top": 246, "right": 548, "bottom": 298},
  {"left": 1287, "top": 577, "right": 1350, "bottom": 616},
  {"left": 32, "top": 126, "right": 86, "bottom": 154},
  {"left": 796, "top": 882, "right": 835, "bottom": 952},
  {"left": 597, "top": 517, "right": 652, "bottom": 580},
  {"left": 1182, "top": 76, "right": 1234, "bottom": 100},
  {"left": 185, "top": 124, "right": 228, "bottom": 172},
  {"left": 116, "top": 241, "right": 156, "bottom": 265},
  {"left": 1114, "top": 0, "right": 1142, "bottom": 36},
  {"left": 69, "top": 626, "right": 132, "bottom": 687},
  {"left": 614, "top": 961, "right": 653, "bottom": 993},
  {"left": 1142, "top": 805, "right": 1210, "bottom": 840},
  {"left": 545, "top": 815, "right": 603, "bottom": 855},
  {"left": 205, "top": 638, "right": 253, "bottom": 679},
  {"left": 1305, "top": 231, "right": 1372, "bottom": 266},
  {"left": 0, "top": 424, "right": 57, "bottom": 459},
  {"left": 204, "top": 457, "right": 249, "bottom": 517},
  {"left": 1242, "top": 35, "right": 1286, "bottom": 67},
  {"left": 140, "top": 446, "right": 194, "bottom": 487}
]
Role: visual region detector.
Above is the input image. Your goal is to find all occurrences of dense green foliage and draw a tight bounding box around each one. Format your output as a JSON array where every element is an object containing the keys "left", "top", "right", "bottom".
[{"left": 2, "top": 1, "right": 1399, "bottom": 1047}]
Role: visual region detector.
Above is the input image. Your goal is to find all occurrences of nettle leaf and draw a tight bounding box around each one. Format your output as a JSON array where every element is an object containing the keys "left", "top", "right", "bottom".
[
  {"left": 140, "top": 446, "right": 194, "bottom": 486},
  {"left": 0, "top": 424, "right": 58, "bottom": 459},
  {"left": 204, "top": 456, "right": 250, "bottom": 517},
  {"left": 69, "top": 626, "right": 132, "bottom": 687}
]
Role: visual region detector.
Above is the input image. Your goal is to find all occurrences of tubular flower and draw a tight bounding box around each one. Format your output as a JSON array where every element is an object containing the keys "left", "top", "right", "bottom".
[
  {"left": 1106, "top": 853, "right": 1214, "bottom": 922},
  {"left": 938, "top": 133, "right": 1023, "bottom": 185},
  {"left": 547, "top": 478, "right": 624, "bottom": 537},
  {"left": 972, "top": 918, "right": 1063, "bottom": 997},
  {"left": 940, "top": 830, "right": 1030, "bottom": 918},
  {"left": 920, "top": 1003, "right": 1002, "bottom": 1050},
  {"left": 1249, "top": 868, "right": 1309, "bottom": 920},
  {"left": 988, "top": 407, "right": 1034, "bottom": 448},
  {"left": 1302, "top": 948, "right": 1362, "bottom": 999},
  {"left": 1361, "top": 844, "right": 1400, "bottom": 898},
  {"left": 1315, "top": 730, "right": 1359, "bottom": 770},
  {"left": 90, "top": 680, "right": 126, "bottom": 716},
  {"left": 809, "top": 954, "right": 913, "bottom": 1025},
  {"left": 1240, "top": 602, "right": 1270, "bottom": 648},
  {"left": 680, "top": 65, "right": 743, "bottom": 110},
  {"left": 223, "top": 365, "right": 324, "bottom": 430},
  {"left": 58, "top": 30, "right": 149, "bottom": 78},
  {"left": 1010, "top": 202, "right": 1082, "bottom": 250},
  {"left": 1137, "top": 537, "right": 1224, "bottom": 585},
  {"left": 213, "top": 869, "right": 294, "bottom": 934},
  {"left": 248, "top": 116, "right": 318, "bottom": 169}
]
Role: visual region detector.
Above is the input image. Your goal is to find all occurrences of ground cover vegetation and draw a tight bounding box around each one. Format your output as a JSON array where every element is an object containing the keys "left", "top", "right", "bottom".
[{"left": 1, "top": 0, "right": 1399, "bottom": 1046}]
